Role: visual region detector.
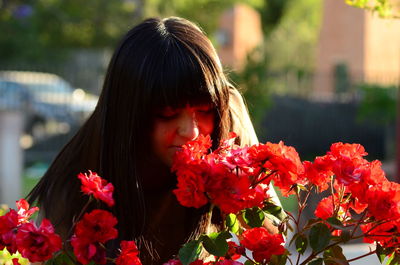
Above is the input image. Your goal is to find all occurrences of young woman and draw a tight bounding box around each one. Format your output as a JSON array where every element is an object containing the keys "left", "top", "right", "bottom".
[{"left": 28, "top": 17, "right": 280, "bottom": 264}]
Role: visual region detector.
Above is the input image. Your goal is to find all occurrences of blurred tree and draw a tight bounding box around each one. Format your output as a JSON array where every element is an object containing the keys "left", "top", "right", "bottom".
[
  {"left": 345, "top": 0, "right": 400, "bottom": 18},
  {"left": 231, "top": 0, "right": 322, "bottom": 135},
  {"left": 0, "top": 0, "right": 139, "bottom": 61}
]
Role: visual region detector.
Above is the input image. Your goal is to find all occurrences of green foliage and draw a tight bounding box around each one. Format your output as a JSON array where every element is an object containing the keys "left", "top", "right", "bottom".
[
  {"left": 0, "top": 0, "right": 139, "bottom": 61},
  {"left": 200, "top": 231, "right": 231, "bottom": 257},
  {"left": 263, "top": 201, "right": 287, "bottom": 221},
  {"left": 308, "top": 258, "right": 324, "bottom": 265},
  {"left": 345, "top": 0, "right": 400, "bottom": 18},
  {"left": 308, "top": 222, "right": 331, "bottom": 252},
  {"left": 295, "top": 234, "right": 308, "bottom": 254},
  {"left": 225, "top": 213, "right": 240, "bottom": 234},
  {"left": 242, "top": 206, "right": 265, "bottom": 228},
  {"left": 0, "top": 249, "right": 29, "bottom": 265},
  {"left": 357, "top": 83, "right": 397, "bottom": 125},
  {"left": 323, "top": 245, "right": 349, "bottom": 265},
  {"left": 178, "top": 240, "right": 202, "bottom": 265}
]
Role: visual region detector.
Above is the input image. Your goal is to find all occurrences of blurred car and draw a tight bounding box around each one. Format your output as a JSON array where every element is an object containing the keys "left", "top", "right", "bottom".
[{"left": 0, "top": 71, "right": 98, "bottom": 139}]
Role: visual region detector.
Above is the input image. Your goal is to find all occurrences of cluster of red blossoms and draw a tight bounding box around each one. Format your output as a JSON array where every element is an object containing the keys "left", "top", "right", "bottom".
[
  {"left": 0, "top": 171, "right": 142, "bottom": 265},
  {"left": 172, "top": 133, "right": 304, "bottom": 213},
  {"left": 0, "top": 199, "right": 61, "bottom": 263},
  {"left": 172, "top": 135, "right": 400, "bottom": 251},
  {"left": 310, "top": 143, "right": 400, "bottom": 248}
]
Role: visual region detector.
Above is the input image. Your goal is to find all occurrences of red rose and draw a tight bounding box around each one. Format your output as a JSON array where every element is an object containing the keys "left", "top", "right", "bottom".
[
  {"left": 78, "top": 171, "right": 115, "bottom": 207},
  {"left": 365, "top": 181, "right": 400, "bottom": 221},
  {"left": 240, "top": 227, "right": 285, "bottom": 263},
  {"left": 0, "top": 209, "right": 19, "bottom": 254},
  {"left": 71, "top": 236, "right": 106, "bottom": 265},
  {"left": 248, "top": 142, "right": 305, "bottom": 196},
  {"left": 115, "top": 240, "right": 142, "bottom": 265},
  {"left": 361, "top": 221, "right": 400, "bottom": 248},
  {"left": 173, "top": 165, "right": 209, "bottom": 208},
  {"left": 16, "top": 199, "right": 39, "bottom": 224},
  {"left": 74, "top": 209, "right": 118, "bottom": 243},
  {"left": 15, "top": 219, "right": 62, "bottom": 262},
  {"left": 226, "top": 241, "right": 244, "bottom": 260},
  {"left": 314, "top": 195, "right": 347, "bottom": 221},
  {"left": 302, "top": 159, "right": 332, "bottom": 192}
]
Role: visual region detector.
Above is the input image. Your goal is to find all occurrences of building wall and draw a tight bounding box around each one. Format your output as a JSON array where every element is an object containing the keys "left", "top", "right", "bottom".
[
  {"left": 364, "top": 13, "right": 400, "bottom": 84},
  {"left": 217, "top": 4, "right": 262, "bottom": 71},
  {"left": 313, "top": 0, "right": 366, "bottom": 99}
]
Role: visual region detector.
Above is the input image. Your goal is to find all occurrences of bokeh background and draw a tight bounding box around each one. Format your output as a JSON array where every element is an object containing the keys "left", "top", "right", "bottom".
[{"left": 0, "top": 0, "right": 399, "bottom": 210}]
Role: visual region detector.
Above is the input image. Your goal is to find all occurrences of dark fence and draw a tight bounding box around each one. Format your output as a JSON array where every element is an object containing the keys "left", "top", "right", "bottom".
[{"left": 260, "top": 96, "right": 389, "bottom": 161}]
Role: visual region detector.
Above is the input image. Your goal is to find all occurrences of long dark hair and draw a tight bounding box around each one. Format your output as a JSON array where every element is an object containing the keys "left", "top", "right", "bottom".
[{"left": 28, "top": 16, "right": 232, "bottom": 255}]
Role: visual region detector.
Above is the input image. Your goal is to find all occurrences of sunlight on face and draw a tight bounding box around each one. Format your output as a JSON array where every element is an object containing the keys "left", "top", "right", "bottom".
[{"left": 151, "top": 104, "right": 215, "bottom": 166}]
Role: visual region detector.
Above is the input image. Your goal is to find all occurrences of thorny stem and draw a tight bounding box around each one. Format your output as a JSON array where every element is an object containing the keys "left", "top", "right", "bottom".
[
  {"left": 67, "top": 196, "right": 93, "bottom": 238},
  {"left": 294, "top": 188, "right": 312, "bottom": 265},
  {"left": 350, "top": 211, "right": 367, "bottom": 238},
  {"left": 252, "top": 170, "right": 277, "bottom": 187}
]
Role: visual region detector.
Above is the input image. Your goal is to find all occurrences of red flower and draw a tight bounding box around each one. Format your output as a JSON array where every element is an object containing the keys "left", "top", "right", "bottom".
[
  {"left": 78, "top": 171, "right": 115, "bottom": 207},
  {"left": 302, "top": 158, "right": 332, "bottom": 192},
  {"left": 314, "top": 195, "right": 347, "bottom": 221},
  {"left": 0, "top": 209, "right": 19, "bottom": 254},
  {"left": 248, "top": 141, "right": 305, "bottom": 196},
  {"left": 16, "top": 199, "right": 39, "bottom": 224},
  {"left": 364, "top": 181, "right": 400, "bottom": 221},
  {"left": 208, "top": 170, "right": 265, "bottom": 214},
  {"left": 71, "top": 237, "right": 106, "bottom": 265},
  {"left": 115, "top": 240, "right": 142, "bottom": 265},
  {"left": 74, "top": 209, "right": 118, "bottom": 243},
  {"left": 12, "top": 258, "right": 21, "bottom": 265},
  {"left": 15, "top": 219, "right": 62, "bottom": 262},
  {"left": 172, "top": 135, "right": 212, "bottom": 172},
  {"left": 240, "top": 227, "right": 285, "bottom": 263},
  {"left": 325, "top": 143, "right": 371, "bottom": 186},
  {"left": 361, "top": 221, "right": 400, "bottom": 248},
  {"left": 226, "top": 241, "right": 244, "bottom": 260},
  {"left": 173, "top": 164, "right": 209, "bottom": 208}
]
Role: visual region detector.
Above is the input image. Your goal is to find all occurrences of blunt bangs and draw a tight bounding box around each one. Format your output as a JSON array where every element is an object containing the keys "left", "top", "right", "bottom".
[{"left": 147, "top": 39, "right": 222, "bottom": 111}]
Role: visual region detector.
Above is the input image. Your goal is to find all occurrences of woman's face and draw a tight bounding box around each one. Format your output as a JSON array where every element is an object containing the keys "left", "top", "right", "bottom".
[{"left": 151, "top": 103, "right": 215, "bottom": 166}]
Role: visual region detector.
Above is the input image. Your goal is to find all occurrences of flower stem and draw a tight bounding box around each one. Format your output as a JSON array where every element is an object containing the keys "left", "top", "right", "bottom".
[{"left": 347, "top": 250, "right": 376, "bottom": 262}]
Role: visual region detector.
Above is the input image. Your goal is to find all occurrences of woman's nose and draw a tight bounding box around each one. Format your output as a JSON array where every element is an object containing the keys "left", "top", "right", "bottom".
[{"left": 177, "top": 111, "right": 199, "bottom": 140}]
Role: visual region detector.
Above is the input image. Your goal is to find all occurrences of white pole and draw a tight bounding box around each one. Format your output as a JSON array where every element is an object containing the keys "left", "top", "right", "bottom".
[{"left": 0, "top": 110, "right": 24, "bottom": 207}]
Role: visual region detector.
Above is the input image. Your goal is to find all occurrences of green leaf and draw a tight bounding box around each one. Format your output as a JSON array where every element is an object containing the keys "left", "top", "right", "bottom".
[
  {"left": 304, "top": 218, "right": 321, "bottom": 230},
  {"left": 323, "top": 245, "right": 349, "bottom": 265},
  {"left": 326, "top": 217, "right": 344, "bottom": 229},
  {"left": 226, "top": 213, "right": 240, "bottom": 234},
  {"left": 340, "top": 230, "right": 351, "bottom": 243},
  {"left": 45, "top": 252, "right": 76, "bottom": 265},
  {"left": 263, "top": 202, "right": 286, "bottom": 221},
  {"left": 308, "top": 257, "right": 323, "bottom": 265},
  {"left": 377, "top": 244, "right": 387, "bottom": 263},
  {"left": 295, "top": 234, "right": 308, "bottom": 254},
  {"left": 244, "top": 260, "right": 256, "bottom": 265},
  {"left": 288, "top": 232, "right": 300, "bottom": 247},
  {"left": 200, "top": 231, "right": 231, "bottom": 257},
  {"left": 387, "top": 252, "right": 400, "bottom": 265},
  {"left": 179, "top": 240, "right": 202, "bottom": 265},
  {"left": 243, "top": 207, "right": 265, "bottom": 228},
  {"left": 269, "top": 253, "right": 287, "bottom": 265},
  {"left": 309, "top": 223, "right": 331, "bottom": 252}
]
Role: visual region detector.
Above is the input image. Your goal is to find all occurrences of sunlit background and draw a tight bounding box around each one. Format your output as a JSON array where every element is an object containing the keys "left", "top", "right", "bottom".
[{"left": 1, "top": 0, "right": 400, "bottom": 263}]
